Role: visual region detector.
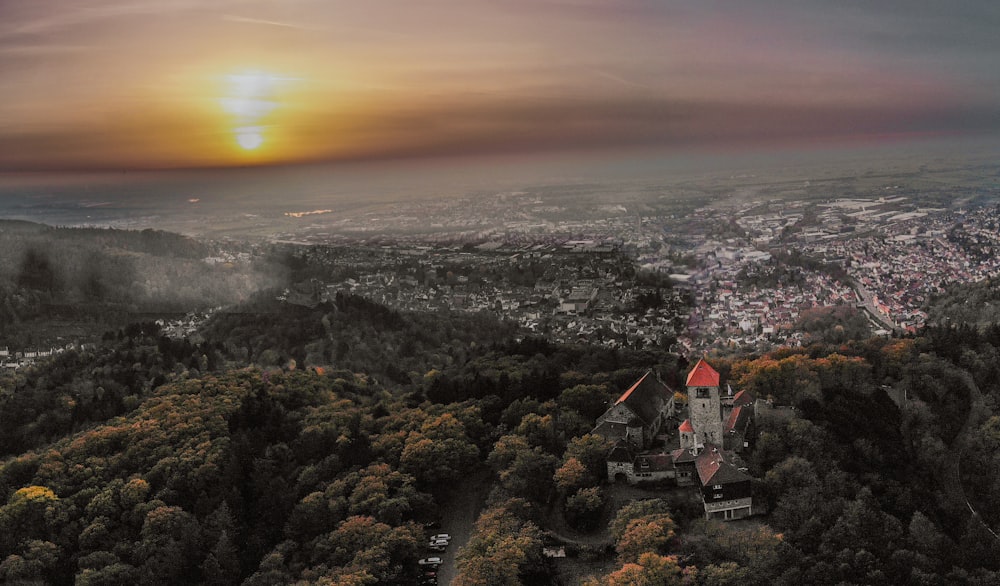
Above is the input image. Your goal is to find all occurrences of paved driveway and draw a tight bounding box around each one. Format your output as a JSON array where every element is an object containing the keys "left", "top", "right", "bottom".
[{"left": 434, "top": 470, "right": 492, "bottom": 585}]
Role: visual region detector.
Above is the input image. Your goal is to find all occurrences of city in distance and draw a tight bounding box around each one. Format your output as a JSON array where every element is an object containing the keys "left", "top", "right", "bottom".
[
  {"left": 3, "top": 137, "right": 1000, "bottom": 585},
  {"left": 4, "top": 0, "right": 1000, "bottom": 584}
]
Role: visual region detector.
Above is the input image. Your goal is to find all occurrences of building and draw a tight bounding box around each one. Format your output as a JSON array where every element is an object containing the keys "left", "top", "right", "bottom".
[
  {"left": 592, "top": 370, "right": 674, "bottom": 450},
  {"left": 696, "top": 445, "right": 753, "bottom": 521},
  {"left": 681, "top": 358, "right": 725, "bottom": 449},
  {"left": 723, "top": 391, "right": 756, "bottom": 452},
  {"left": 599, "top": 361, "right": 757, "bottom": 521}
]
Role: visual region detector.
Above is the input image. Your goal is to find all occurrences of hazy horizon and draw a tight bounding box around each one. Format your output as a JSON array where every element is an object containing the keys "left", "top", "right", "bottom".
[
  {"left": 3, "top": 1, "right": 1000, "bottom": 171},
  {"left": 2, "top": 135, "right": 998, "bottom": 237}
]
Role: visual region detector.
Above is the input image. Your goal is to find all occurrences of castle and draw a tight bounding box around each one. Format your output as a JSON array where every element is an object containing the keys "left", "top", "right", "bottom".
[
  {"left": 679, "top": 358, "right": 755, "bottom": 454},
  {"left": 596, "top": 358, "right": 755, "bottom": 521}
]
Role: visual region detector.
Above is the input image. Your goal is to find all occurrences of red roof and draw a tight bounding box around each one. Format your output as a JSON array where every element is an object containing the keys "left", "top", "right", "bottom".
[
  {"left": 679, "top": 419, "right": 694, "bottom": 433},
  {"left": 732, "top": 389, "right": 754, "bottom": 407},
  {"left": 615, "top": 371, "right": 650, "bottom": 404},
  {"left": 695, "top": 445, "right": 751, "bottom": 486},
  {"left": 724, "top": 406, "right": 742, "bottom": 433},
  {"left": 686, "top": 358, "right": 720, "bottom": 387}
]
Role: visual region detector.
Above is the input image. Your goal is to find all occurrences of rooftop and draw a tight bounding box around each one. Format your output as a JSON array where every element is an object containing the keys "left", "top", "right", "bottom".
[{"left": 686, "top": 357, "right": 720, "bottom": 387}]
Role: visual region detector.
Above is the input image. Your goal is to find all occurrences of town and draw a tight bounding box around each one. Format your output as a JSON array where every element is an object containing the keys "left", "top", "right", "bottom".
[{"left": 245, "top": 183, "right": 1000, "bottom": 356}]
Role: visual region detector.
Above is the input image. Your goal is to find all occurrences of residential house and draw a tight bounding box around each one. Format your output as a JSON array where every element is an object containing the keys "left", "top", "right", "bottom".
[{"left": 696, "top": 445, "right": 753, "bottom": 521}]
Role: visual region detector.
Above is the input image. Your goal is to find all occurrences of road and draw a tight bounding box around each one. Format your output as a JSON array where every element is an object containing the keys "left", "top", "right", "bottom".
[
  {"left": 434, "top": 469, "right": 492, "bottom": 585},
  {"left": 944, "top": 370, "right": 1000, "bottom": 541},
  {"left": 853, "top": 285, "right": 898, "bottom": 332}
]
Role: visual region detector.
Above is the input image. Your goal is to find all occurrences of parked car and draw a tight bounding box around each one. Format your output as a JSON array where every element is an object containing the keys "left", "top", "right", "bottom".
[
  {"left": 428, "top": 538, "right": 449, "bottom": 547},
  {"left": 429, "top": 533, "right": 451, "bottom": 542},
  {"left": 418, "top": 557, "right": 442, "bottom": 567}
]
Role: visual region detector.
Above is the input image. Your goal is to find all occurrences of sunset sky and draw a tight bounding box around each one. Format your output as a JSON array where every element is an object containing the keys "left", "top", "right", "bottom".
[{"left": 2, "top": 0, "right": 999, "bottom": 171}]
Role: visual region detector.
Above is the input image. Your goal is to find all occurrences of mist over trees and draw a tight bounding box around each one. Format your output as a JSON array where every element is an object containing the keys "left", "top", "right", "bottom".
[{"left": 0, "top": 221, "right": 281, "bottom": 344}]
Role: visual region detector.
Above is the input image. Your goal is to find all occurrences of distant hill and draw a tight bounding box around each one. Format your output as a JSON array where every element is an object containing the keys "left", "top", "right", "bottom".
[{"left": 0, "top": 220, "right": 280, "bottom": 346}]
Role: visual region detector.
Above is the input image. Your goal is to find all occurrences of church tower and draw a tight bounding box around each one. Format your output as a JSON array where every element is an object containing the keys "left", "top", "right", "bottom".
[{"left": 685, "top": 358, "right": 723, "bottom": 447}]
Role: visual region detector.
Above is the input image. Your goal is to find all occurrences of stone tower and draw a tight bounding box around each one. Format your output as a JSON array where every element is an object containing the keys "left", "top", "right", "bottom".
[{"left": 686, "top": 358, "right": 723, "bottom": 447}]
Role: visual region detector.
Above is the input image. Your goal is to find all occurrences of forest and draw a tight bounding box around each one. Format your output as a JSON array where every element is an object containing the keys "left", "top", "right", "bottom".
[
  {"left": 0, "top": 221, "right": 279, "bottom": 346},
  {"left": 4, "top": 233, "right": 1000, "bottom": 583}
]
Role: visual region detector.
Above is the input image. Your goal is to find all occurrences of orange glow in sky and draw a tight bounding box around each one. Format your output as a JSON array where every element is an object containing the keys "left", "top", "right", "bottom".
[{"left": 0, "top": 1, "right": 997, "bottom": 171}]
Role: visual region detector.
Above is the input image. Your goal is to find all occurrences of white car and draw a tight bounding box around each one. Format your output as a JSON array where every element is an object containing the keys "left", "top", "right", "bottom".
[
  {"left": 418, "top": 557, "right": 442, "bottom": 566},
  {"left": 429, "top": 533, "right": 451, "bottom": 542}
]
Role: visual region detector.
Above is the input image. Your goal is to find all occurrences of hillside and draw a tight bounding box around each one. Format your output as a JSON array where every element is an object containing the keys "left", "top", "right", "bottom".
[
  {"left": 3, "top": 267, "right": 1000, "bottom": 583},
  {"left": 0, "top": 221, "right": 280, "bottom": 347}
]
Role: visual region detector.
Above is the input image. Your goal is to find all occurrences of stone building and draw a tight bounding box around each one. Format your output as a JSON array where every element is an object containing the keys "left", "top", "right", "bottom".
[{"left": 592, "top": 370, "right": 674, "bottom": 450}]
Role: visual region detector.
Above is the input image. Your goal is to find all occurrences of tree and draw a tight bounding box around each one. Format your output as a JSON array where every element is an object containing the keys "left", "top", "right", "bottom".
[
  {"left": 610, "top": 499, "right": 673, "bottom": 541},
  {"left": 488, "top": 435, "right": 532, "bottom": 473},
  {"left": 599, "top": 553, "right": 695, "bottom": 586},
  {"left": 516, "top": 413, "right": 560, "bottom": 453},
  {"left": 565, "top": 487, "right": 604, "bottom": 531},
  {"left": 564, "top": 434, "right": 615, "bottom": 484},
  {"left": 135, "top": 505, "right": 201, "bottom": 585},
  {"left": 0, "top": 540, "right": 60, "bottom": 585},
  {"left": 201, "top": 530, "right": 241, "bottom": 586},
  {"left": 617, "top": 516, "right": 677, "bottom": 564},
  {"left": 498, "top": 447, "right": 558, "bottom": 503},
  {"left": 455, "top": 498, "right": 549, "bottom": 586},
  {"left": 0, "top": 486, "right": 60, "bottom": 551},
  {"left": 559, "top": 384, "right": 611, "bottom": 419},
  {"left": 554, "top": 457, "right": 589, "bottom": 493},
  {"left": 400, "top": 435, "right": 478, "bottom": 487}
]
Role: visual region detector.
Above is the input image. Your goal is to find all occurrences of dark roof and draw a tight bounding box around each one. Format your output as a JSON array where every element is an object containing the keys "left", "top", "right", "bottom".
[
  {"left": 635, "top": 453, "right": 674, "bottom": 472},
  {"left": 671, "top": 447, "right": 697, "bottom": 464},
  {"left": 592, "top": 420, "right": 627, "bottom": 438},
  {"left": 732, "top": 389, "right": 754, "bottom": 407},
  {"left": 614, "top": 370, "right": 672, "bottom": 427},
  {"left": 724, "top": 405, "right": 753, "bottom": 434},
  {"left": 686, "top": 358, "right": 720, "bottom": 387},
  {"left": 607, "top": 443, "right": 634, "bottom": 463},
  {"left": 695, "top": 445, "right": 752, "bottom": 486}
]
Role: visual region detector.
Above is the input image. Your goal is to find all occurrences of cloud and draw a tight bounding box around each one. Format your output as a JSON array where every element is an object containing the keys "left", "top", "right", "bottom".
[
  {"left": 586, "top": 68, "right": 653, "bottom": 90},
  {"left": 222, "top": 14, "right": 322, "bottom": 31},
  {"left": 0, "top": 0, "right": 243, "bottom": 39},
  {"left": 0, "top": 44, "right": 93, "bottom": 55}
]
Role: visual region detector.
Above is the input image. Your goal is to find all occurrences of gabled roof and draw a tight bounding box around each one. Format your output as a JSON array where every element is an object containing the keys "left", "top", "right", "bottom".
[
  {"left": 732, "top": 389, "right": 754, "bottom": 408},
  {"left": 686, "top": 358, "right": 720, "bottom": 387},
  {"left": 679, "top": 419, "right": 694, "bottom": 433},
  {"left": 671, "top": 447, "right": 697, "bottom": 464},
  {"left": 724, "top": 405, "right": 753, "bottom": 434},
  {"left": 613, "top": 370, "right": 672, "bottom": 427},
  {"left": 695, "top": 445, "right": 751, "bottom": 486}
]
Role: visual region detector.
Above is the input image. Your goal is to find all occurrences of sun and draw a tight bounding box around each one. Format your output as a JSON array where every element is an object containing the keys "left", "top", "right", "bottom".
[
  {"left": 219, "top": 70, "right": 287, "bottom": 154},
  {"left": 235, "top": 126, "right": 264, "bottom": 150}
]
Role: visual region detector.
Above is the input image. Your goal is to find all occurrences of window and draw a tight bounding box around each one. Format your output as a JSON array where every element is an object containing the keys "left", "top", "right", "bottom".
[
  {"left": 713, "top": 484, "right": 722, "bottom": 490},
  {"left": 696, "top": 388, "right": 711, "bottom": 399},
  {"left": 713, "top": 494, "right": 723, "bottom": 499}
]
